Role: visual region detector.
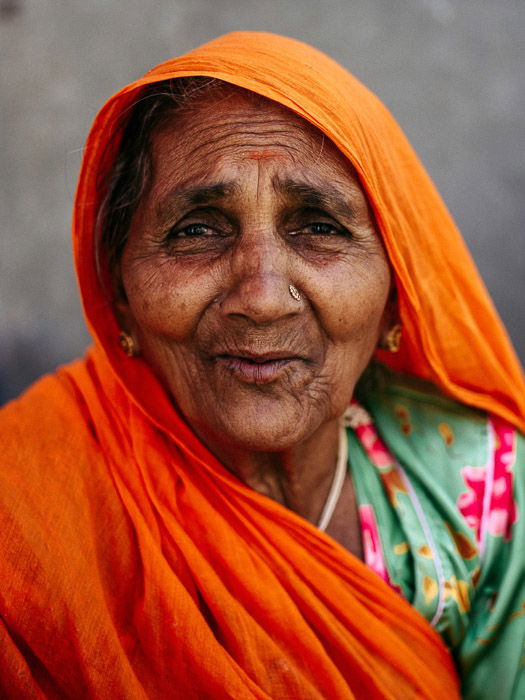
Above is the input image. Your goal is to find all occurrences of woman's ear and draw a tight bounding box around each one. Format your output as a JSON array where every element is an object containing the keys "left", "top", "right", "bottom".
[
  {"left": 111, "top": 263, "right": 129, "bottom": 324},
  {"left": 112, "top": 266, "right": 141, "bottom": 356},
  {"left": 378, "top": 286, "right": 401, "bottom": 352}
]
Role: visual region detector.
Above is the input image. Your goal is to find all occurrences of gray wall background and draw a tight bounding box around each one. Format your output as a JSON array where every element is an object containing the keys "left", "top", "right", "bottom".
[{"left": 1, "top": 0, "right": 524, "bottom": 405}]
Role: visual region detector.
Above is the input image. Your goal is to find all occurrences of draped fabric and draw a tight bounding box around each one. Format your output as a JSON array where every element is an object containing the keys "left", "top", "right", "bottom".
[
  {"left": 0, "top": 354, "right": 459, "bottom": 698},
  {"left": 1, "top": 31, "right": 523, "bottom": 698}
]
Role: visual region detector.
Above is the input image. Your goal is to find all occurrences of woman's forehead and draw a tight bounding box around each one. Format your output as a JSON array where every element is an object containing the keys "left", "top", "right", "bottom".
[
  {"left": 148, "top": 91, "right": 358, "bottom": 194},
  {"left": 152, "top": 91, "right": 322, "bottom": 154}
]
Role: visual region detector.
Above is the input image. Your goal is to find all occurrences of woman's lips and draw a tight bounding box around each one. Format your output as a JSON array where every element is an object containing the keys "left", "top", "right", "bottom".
[{"left": 215, "top": 354, "right": 298, "bottom": 384}]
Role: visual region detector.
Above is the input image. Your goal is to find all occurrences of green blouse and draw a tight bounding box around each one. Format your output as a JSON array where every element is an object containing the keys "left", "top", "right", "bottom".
[{"left": 350, "top": 365, "right": 525, "bottom": 699}]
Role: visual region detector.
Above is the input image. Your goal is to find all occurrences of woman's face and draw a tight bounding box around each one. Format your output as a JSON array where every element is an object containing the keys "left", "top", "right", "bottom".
[{"left": 117, "top": 92, "right": 391, "bottom": 454}]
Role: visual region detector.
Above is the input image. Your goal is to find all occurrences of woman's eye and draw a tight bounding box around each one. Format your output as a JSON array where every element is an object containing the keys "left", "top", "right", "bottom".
[
  {"left": 173, "top": 223, "right": 215, "bottom": 237},
  {"left": 305, "top": 222, "right": 338, "bottom": 235},
  {"left": 161, "top": 216, "right": 232, "bottom": 255},
  {"left": 292, "top": 222, "right": 346, "bottom": 236}
]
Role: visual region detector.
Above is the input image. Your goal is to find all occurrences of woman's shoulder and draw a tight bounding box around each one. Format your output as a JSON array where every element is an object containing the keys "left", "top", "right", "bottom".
[
  {"left": 355, "top": 363, "right": 523, "bottom": 582},
  {"left": 355, "top": 363, "right": 525, "bottom": 698},
  {"left": 358, "top": 363, "right": 524, "bottom": 484},
  {"left": 357, "top": 363, "right": 491, "bottom": 461},
  {"left": 358, "top": 362, "right": 486, "bottom": 417},
  {"left": 0, "top": 358, "right": 107, "bottom": 513},
  {"left": 0, "top": 358, "right": 97, "bottom": 457},
  {"left": 0, "top": 361, "right": 137, "bottom": 687}
]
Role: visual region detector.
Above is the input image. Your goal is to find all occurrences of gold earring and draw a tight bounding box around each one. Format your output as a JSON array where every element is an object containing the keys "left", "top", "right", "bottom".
[
  {"left": 385, "top": 323, "right": 402, "bottom": 353},
  {"left": 119, "top": 331, "right": 138, "bottom": 357}
]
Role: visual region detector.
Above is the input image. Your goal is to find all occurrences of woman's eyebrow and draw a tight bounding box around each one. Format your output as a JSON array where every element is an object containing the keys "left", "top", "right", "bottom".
[
  {"left": 155, "top": 182, "right": 238, "bottom": 226},
  {"left": 273, "top": 178, "right": 358, "bottom": 222}
]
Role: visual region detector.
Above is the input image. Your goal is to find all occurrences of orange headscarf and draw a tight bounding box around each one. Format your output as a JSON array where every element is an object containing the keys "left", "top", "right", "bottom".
[
  {"left": 76, "top": 31, "right": 525, "bottom": 433},
  {"left": 3, "top": 30, "right": 523, "bottom": 698}
]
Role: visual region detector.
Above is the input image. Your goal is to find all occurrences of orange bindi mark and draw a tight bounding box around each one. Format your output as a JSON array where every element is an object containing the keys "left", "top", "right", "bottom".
[{"left": 247, "top": 149, "right": 286, "bottom": 161}]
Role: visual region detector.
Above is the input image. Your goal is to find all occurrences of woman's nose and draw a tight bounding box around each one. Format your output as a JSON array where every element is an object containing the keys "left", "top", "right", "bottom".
[{"left": 219, "top": 235, "right": 300, "bottom": 324}]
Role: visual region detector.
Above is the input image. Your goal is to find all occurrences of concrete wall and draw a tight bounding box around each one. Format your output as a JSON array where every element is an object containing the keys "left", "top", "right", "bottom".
[{"left": 1, "top": 0, "right": 523, "bottom": 404}]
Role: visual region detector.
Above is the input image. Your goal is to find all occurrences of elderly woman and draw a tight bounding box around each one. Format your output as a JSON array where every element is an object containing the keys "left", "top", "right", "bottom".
[{"left": 1, "top": 32, "right": 524, "bottom": 699}]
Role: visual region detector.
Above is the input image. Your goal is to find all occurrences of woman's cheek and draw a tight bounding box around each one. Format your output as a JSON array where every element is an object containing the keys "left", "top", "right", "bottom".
[{"left": 131, "top": 268, "right": 208, "bottom": 341}]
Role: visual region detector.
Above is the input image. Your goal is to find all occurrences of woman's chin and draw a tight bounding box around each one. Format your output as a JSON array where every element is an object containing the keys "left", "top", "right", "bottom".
[{"left": 191, "top": 409, "right": 324, "bottom": 456}]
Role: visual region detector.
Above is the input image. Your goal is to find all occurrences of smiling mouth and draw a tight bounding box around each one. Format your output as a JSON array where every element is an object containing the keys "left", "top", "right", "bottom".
[{"left": 215, "top": 354, "right": 299, "bottom": 384}]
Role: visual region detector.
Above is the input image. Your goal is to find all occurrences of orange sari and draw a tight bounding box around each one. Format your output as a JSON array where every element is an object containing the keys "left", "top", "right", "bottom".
[{"left": 1, "top": 31, "right": 523, "bottom": 698}]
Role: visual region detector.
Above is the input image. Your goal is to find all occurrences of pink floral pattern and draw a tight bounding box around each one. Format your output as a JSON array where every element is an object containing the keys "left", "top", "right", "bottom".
[
  {"left": 359, "top": 504, "right": 390, "bottom": 584},
  {"left": 347, "top": 400, "right": 393, "bottom": 470},
  {"left": 356, "top": 425, "right": 393, "bottom": 468},
  {"left": 344, "top": 384, "right": 525, "bottom": 696},
  {"left": 458, "top": 416, "right": 518, "bottom": 546}
]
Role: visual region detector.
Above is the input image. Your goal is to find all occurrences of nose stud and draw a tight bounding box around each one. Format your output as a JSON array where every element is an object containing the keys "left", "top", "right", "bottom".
[{"left": 289, "top": 284, "right": 301, "bottom": 301}]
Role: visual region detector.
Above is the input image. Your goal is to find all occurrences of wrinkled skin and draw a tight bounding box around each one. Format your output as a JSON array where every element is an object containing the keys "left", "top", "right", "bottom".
[{"left": 116, "top": 91, "right": 392, "bottom": 542}]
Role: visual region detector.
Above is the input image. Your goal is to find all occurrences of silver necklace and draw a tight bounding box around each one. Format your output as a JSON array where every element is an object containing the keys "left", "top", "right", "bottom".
[{"left": 317, "top": 423, "right": 348, "bottom": 531}]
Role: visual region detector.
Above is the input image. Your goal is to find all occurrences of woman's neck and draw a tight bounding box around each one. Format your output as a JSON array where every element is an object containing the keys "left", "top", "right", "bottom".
[
  {"left": 204, "top": 417, "right": 341, "bottom": 525},
  {"left": 196, "top": 414, "right": 364, "bottom": 560}
]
